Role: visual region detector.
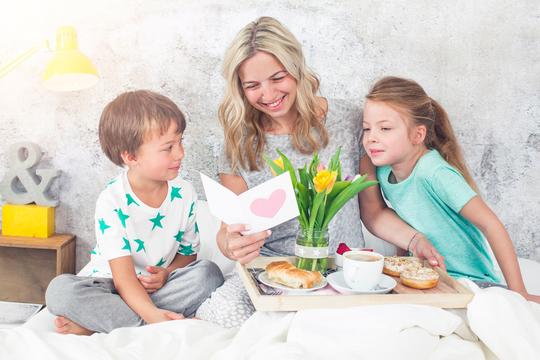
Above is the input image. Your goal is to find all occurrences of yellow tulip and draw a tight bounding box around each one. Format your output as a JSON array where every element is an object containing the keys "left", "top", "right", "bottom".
[
  {"left": 313, "top": 170, "right": 337, "bottom": 194},
  {"left": 270, "top": 157, "right": 285, "bottom": 176}
]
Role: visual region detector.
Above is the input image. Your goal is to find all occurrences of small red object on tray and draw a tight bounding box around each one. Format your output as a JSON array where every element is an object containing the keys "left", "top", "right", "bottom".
[
  {"left": 336, "top": 243, "right": 351, "bottom": 255},
  {"left": 337, "top": 242, "right": 374, "bottom": 254}
]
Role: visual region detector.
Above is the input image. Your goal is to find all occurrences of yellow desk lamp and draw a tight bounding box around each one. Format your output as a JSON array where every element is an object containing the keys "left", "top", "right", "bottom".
[{"left": 0, "top": 26, "right": 99, "bottom": 91}]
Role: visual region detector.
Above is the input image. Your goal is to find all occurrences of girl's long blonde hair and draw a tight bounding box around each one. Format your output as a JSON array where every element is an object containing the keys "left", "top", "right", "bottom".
[
  {"left": 366, "top": 76, "right": 479, "bottom": 192},
  {"left": 219, "top": 16, "right": 328, "bottom": 172}
]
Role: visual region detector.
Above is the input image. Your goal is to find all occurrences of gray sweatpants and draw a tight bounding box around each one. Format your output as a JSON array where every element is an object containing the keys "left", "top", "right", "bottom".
[{"left": 45, "top": 259, "right": 224, "bottom": 333}]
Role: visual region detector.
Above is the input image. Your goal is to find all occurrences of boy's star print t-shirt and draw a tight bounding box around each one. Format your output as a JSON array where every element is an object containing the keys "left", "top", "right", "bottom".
[{"left": 88, "top": 171, "right": 200, "bottom": 277}]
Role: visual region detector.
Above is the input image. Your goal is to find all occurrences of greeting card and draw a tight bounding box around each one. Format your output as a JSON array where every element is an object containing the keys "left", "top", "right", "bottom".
[{"left": 200, "top": 172, "right": 299, "bottom": 234}]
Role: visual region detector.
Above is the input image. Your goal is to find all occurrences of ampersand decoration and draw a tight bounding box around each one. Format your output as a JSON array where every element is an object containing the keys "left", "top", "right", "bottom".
[{"left": 0, "top": 142, "right": 61, "bottom": 207}]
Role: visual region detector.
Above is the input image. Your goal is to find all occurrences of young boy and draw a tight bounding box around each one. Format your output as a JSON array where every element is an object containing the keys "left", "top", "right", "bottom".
[{"left": 46, "top": 90, "right": 224, "bottom": 335}]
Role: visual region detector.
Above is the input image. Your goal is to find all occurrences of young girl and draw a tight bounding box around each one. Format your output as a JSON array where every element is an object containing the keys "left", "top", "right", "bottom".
[{"left": 362, "top": 76, "right": 539, "bottom": 302}]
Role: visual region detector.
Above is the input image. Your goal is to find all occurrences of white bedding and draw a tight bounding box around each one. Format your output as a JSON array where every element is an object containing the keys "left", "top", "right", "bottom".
[
  {"left": 2, "top": 201, "right": 539, "bottom": 359},
  {"left": 1, "top": 281, "right": 539, "bottom": 360}
]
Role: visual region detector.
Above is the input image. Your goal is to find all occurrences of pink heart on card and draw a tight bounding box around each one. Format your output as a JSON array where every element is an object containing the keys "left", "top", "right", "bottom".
[{"left": 250, "top": 189, "right": 286, "bottom": 218}]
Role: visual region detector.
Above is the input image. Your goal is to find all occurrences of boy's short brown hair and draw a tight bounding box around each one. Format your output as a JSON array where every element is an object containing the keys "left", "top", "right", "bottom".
[{"left": 98, "top": 90, "right": 186, "bottom": 166}]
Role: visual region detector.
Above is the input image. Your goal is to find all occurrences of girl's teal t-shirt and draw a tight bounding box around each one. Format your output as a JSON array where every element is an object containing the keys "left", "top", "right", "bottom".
[{"left": 376, "top": 150, "right": 501, "bottom": 283}]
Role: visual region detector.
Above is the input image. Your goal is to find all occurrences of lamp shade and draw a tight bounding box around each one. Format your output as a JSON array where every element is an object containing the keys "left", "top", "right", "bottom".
[{"left": 43, "top": 26, "right": 99, "bottom": 91}]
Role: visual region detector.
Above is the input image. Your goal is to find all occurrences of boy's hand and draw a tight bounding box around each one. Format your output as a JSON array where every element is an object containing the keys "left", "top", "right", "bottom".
[
  {"left": 138, "top": 266, "right": 170, "bottom": 293},
  {"left": 146, "top": 308, "right": 185, "bottom": 324},
  {"left": 409, "top": 234, "right": 447, "bottom": 272}
]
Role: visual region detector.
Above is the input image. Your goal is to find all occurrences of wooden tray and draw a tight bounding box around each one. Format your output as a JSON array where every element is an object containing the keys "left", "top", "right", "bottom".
[{"left": 237, "top": 256, "right": 474, "bottom": 311}]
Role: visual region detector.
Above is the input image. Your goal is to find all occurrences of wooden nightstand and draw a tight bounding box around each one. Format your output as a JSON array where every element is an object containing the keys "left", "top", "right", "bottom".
[{"left": 0, "top": 234, "right": 76, "bottom": 304}]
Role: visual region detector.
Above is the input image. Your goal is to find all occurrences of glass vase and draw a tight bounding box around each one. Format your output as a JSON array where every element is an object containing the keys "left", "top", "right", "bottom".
[{"left": 294, "top": 228, "right": 329, "bottom": 273}]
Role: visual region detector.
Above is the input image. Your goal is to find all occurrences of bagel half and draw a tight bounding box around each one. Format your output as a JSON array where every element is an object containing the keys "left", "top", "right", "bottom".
[{"left": 400, "top": 267, "right": 440, "bottom": 289}]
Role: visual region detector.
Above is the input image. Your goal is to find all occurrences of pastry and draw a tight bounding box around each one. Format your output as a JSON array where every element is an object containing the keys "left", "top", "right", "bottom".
[{"left": 265, "top": 261, "right": 323, "bottom": 289}]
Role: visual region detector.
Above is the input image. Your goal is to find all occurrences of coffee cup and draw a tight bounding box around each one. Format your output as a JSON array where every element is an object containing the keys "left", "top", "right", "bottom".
[
  {"left": 343, "top": 250, "right": 384, "bottom": 290},
  {"left": 335, "top": 247, "right": 374, "bottom": 268},
  {"left": 335, "top": 247, "right": 361, "bottom": 268}
]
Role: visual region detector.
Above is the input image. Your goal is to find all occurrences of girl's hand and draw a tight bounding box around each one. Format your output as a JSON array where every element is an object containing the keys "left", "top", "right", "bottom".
[
  {"left": 409, "top": 233, "right": 447, "bottom": 272},
  {"left": 146, "top": 308, "right": 185, "bottom": 324},
  {"left": 219, "top": 224, "right": 271, "bottom": 264},
  {"left": 138, "top": 266, "right": 170, "bottom": 293},
  {"left": 522, "top": 292, "right": 540, "bottom": 304}
]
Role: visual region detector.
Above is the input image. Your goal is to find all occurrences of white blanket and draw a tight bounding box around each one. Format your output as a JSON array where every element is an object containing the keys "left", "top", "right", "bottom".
[
  {"left": 467, "top": 284, "right": 540, "bottom": 360},
  {"left": 1, "top": 282, "right": 539, "bottom": 360}
]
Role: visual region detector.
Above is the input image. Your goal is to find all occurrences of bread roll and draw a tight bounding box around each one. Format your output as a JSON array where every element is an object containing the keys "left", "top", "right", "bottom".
[{"left": 265, "top": 261, "right": 323, "bottom": 289}]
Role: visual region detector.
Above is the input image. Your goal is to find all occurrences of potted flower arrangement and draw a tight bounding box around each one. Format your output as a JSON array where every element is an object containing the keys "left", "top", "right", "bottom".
[{"left": 265, "top": 148, "right": 377, "bottom": 272}]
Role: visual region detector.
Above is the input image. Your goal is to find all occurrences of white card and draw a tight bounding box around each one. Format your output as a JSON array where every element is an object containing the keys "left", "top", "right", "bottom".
[{"left": 200, "top": 172, "right": 300, "bottom": 234}]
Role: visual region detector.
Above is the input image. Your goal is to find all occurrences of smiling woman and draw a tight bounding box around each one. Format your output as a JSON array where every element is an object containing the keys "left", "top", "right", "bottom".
[
  {"left": 195, "top": 16, "right": 368, "bottom": 328},
  {"left": 215, "top": 17, "right": 350, "bottom": 261},
  {"left": 219, "top": 17, "right": 329, "bottom": 175},
  {"left": 195, "top": 17, "right": 446, "bottom": 329},
  {"left": 238, "top": 52, "right": 298, "bottom": 131}
]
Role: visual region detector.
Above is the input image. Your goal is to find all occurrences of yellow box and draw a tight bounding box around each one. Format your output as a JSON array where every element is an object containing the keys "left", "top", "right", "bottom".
[{"left": 1, "top": 204, "right": 55, "bottom": 238}]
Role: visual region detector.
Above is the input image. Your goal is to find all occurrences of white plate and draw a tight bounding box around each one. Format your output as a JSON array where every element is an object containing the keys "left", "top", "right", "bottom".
[
  {"left": 257, "top": 271, "right": 328, "bottom": 293},
  {"left": 327, "top": 271, "right": 396, "bottom": 294}
]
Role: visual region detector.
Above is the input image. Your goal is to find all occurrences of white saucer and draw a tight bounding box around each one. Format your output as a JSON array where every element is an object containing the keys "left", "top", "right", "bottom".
[
  {"left": 257, "top": 271, "right": 327, "bottom": 293},
  {"left": 327, "top": 271, "right": 396, "bottom": 294}
]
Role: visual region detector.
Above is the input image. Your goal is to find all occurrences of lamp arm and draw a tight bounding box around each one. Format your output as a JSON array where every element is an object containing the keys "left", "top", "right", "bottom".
[{"left": 0, "top": 40, "right": 50, "bottom": 78}]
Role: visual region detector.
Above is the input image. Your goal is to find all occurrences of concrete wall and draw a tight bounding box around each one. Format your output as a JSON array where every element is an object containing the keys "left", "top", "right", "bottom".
[{"left": 0, "top": 0, "right": 538, "bottom": 271}]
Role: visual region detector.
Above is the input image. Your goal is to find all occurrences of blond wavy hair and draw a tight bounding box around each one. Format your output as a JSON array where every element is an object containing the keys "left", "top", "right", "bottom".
[
  {"left": 366, "top": 76, "right": 479, "bottom": 193},
  {"left": 219, "top": 16, "right": 329, "bottom": 172}
]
